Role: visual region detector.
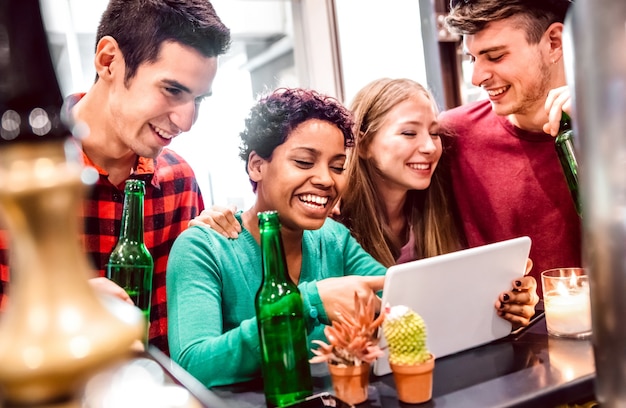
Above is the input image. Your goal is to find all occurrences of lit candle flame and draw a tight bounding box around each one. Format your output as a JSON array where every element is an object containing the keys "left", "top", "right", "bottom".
[
  {"left": 569, "top": 271, "right": 578, "bottom": 288},
  {"left": 556, "top": 281, "right": 570, "bottom": 297},
  {"left": 555, "top": 270, "right": 581, "bottom": 296}
]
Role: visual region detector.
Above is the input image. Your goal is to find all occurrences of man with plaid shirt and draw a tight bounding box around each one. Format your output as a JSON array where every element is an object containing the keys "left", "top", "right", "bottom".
[{"left": 0, "top": 0, "right": 231, "bottom": 355}]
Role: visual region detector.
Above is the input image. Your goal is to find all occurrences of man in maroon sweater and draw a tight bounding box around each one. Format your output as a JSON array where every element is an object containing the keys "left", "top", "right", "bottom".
[{"left": 441, "top": 0, "right": 580, "bottom": 297}]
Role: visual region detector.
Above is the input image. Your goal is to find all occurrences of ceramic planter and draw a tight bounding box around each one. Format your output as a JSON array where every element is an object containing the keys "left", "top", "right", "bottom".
[
  {"left": 327, "top": 362, "right": 370, "bottom": 405},
  {"left": 390, "top": 354, "right": 435, "bottom": 404}
]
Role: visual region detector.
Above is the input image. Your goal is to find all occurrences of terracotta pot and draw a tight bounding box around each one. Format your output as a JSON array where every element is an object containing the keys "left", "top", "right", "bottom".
[
  {"left": 390, "top": 354, "right": 435, "bottom": 404},
  {"left": 327, "top": 363, "right": 370, "bottom": 405}
]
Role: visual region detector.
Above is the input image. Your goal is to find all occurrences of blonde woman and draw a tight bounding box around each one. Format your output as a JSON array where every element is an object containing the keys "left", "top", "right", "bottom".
[{"left": 196, "top": 79, "right": 538, "bottom": 328}]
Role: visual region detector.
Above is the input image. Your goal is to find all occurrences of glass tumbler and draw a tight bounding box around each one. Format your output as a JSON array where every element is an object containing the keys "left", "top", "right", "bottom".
[{"left": 541, "top": 268, "right": 592, "bottom": 340}]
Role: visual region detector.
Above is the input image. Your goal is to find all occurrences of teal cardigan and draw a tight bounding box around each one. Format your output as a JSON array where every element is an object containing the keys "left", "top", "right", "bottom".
[{"left": 166, "top": 214, "right": 386, "bottom": 387}]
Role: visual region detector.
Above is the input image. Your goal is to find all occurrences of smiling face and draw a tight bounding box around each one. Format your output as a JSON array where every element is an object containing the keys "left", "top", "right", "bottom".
[
  {"left": 105, "top": 40, "right": 217, "bottom": 158},
  {"left": 251, "top": 119, "right": 347, "bottom": 233},
  {"left": 364, "top": 95, "right": 442, "bottom": 196},
  {"left": 464, "top": 17, "right": 555, "bottom": 121}
]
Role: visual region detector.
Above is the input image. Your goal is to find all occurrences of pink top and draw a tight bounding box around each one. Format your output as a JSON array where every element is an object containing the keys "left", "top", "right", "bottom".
[{"left": 396, "top": 230, "right": 417, "bottom": 264}]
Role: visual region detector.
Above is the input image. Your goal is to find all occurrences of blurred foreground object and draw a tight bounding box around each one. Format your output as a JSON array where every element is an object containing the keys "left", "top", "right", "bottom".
[
  {"left": 0, "top": 0, "right": 142, "bottom": 405},
  {"left": 567, "top": 0, "right": 626, "bottom": 405}
]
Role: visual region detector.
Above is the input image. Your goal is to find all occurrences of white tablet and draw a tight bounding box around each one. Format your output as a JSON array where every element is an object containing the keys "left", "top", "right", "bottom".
[{"left": 373, "top": 236, "right": 532, "bottom": 376}]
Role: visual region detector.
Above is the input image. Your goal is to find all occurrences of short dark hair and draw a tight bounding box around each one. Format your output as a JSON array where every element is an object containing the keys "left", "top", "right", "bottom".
[
  {"left": 96, "top": 0, "right": 231, "bottom": 84},
  {"left": 446, "top": 0, "right": 572, "bottom": 44},
  {"left": 239, "top": 88, "right": 354, "bottom": 191}
]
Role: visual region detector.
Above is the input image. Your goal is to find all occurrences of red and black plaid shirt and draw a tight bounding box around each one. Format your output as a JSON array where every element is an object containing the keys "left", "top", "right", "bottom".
[{"left": 0, "top": 146, "right": 204, "bottom": 355}]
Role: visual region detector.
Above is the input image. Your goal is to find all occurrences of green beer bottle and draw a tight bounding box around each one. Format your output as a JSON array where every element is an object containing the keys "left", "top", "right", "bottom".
[
  {"left": 255, "top": 211, "right": 313, "bottom": 407},
  {"left": 106, "top": 179, "right": 154, "bottom": 344},
  {"left": 555, "top": 112, "right": 582, "bottom": 216}
]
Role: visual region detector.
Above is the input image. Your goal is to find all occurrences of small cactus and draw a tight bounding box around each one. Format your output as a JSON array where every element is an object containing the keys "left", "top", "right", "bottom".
[{"left": 383, "top": 305, "right": 431, "bottom": 365}]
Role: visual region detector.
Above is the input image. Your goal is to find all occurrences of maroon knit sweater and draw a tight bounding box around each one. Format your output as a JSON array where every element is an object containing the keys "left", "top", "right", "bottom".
[{"left": 439, "top": 100, "right": 582, "bottom": 297}]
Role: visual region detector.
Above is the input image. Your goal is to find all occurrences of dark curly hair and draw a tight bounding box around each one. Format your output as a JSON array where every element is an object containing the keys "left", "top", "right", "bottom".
[{"left": 239, "top": 88, "right": 354, "bottom": 192}]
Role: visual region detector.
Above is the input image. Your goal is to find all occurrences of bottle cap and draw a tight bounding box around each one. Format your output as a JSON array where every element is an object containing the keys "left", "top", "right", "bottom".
[
  {"left": 125, "top": 179, "right": 146, "bottom": 194},
  {"left": 257, "top": 210, "right": 280, "bottom": 226}
]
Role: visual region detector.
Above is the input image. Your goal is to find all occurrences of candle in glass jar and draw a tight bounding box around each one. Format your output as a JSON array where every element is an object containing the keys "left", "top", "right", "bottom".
[
  {"left": 541, "top": 268, "right": 592, "bottom": 339},
  {"left": 544, "top": 289, "right": 591, "bottom": 335}
]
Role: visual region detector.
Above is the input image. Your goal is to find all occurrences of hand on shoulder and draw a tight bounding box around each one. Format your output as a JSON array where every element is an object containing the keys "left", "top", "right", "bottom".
[{"left": 188, "top": 205, "right": 241, "bottom": 238}]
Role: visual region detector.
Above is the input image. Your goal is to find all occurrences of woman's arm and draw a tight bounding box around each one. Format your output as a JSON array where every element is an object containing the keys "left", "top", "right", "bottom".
[{"left": 167, "top": 226, "right": 261, "bottom": 387}]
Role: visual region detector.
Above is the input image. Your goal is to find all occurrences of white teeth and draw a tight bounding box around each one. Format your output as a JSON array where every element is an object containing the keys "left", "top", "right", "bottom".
[
  {"left": 487, "top": 86, "right": 507, "bottom": 96},
  {"left": 298, "top": 194, "right": 329, "bottom": 207},
  {"left": 408, "top": 163, "right": 430, "bottom": 170},
  {"left": 152, "top": 124, "right": 174, "bottom": 140}
]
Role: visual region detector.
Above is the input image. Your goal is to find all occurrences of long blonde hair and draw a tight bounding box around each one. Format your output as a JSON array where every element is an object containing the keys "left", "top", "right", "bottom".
[{"left": 337, "top": 78, "right": 464, "bottom": 267}]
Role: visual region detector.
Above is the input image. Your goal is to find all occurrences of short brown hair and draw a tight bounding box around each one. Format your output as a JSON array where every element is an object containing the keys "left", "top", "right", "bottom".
[
  {"left": 446, "top": 0, "right": 572, "bottom": 44},
  {"left": 96, "top": 0, "right": 231, "bottom": 85}
]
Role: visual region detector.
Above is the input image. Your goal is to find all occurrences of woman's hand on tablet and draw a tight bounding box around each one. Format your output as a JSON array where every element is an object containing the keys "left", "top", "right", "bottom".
[{"left": 495, "top": 259, "right": 539, "bottom": 329}]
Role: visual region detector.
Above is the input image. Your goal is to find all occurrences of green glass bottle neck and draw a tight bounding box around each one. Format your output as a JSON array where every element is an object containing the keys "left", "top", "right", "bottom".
[
  {"left": 119, "top": 190, "right": 145, "bottom": 244},
  {"left": 559, "top": 112, "right": 572, "bottom": 133},
  {"left": 258, "top": 212, "right": 291, "bottom": 285},
  {"left": 556, "top": 112, "right": 574, "bottom": 146}
]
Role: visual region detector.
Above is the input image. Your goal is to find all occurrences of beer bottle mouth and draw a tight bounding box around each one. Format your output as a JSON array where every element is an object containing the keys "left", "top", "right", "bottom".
[
  {"left": 125, "top": 179, "right": 146, "bottom": 194},
  {"left": 258, "top": 210, "right": 280, "bottom": 226}
]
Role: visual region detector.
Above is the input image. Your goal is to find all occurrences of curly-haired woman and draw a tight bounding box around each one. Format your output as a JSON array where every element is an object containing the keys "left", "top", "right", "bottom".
[{"left": 166, "top": 88, "right": 386, "bottom": 387}]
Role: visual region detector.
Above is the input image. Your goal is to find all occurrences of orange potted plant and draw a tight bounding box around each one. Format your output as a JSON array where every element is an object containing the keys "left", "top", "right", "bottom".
[
  {"left": 382, "top": 304, "right": 435, "bottom": 404},
  {"left": 309, "top": 292, "right": 385, "bottom": 405}
]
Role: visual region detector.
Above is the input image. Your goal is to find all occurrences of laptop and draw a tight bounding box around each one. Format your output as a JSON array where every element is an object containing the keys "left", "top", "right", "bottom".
[{"left": 372, "top": 236, "right": 532, "bottom": 376}]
